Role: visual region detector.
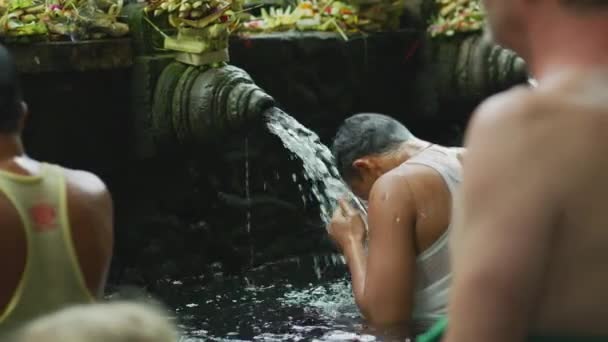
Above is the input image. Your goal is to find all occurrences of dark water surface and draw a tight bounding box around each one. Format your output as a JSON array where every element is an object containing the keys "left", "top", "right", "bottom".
[{"left": 141, "top": 255, "right": 413, "bottom": 341}]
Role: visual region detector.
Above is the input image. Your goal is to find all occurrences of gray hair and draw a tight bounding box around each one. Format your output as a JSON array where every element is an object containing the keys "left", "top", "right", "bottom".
[{"left": 332, "top": 113, "right": 413, "bottom": 181}]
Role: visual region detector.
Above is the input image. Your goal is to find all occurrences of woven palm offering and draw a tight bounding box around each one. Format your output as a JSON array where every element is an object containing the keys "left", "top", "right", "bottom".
[
  {"left": 428, "top": 0, "right": 484, "bottom": 38},
  {"left": 145, "top": 0, "right": 241, "bottom": 65},
  {"left": 351, "top": 0, "right": 404, "bottom": 31},
  {"left": 238, "top": 0, "right": 404, "bottom": 39},
  {"left": 0, "top": 0, "right": 129, "bottom": 42}
]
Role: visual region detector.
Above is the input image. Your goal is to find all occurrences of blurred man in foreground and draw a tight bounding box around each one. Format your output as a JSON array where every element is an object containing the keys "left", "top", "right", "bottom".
[
  {"left": 418, "top": 1, "right": 608, "bottom": 341},
  {"left": 328, "top": 113, "right": 464, "bottom": 330},
  {"left": 0, "top": 44, "right": 113, "bottom": 334}
]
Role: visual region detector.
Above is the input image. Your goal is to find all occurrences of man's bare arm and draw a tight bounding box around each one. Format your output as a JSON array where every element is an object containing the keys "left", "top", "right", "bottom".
[
  {"left": 93, "top": 188, "right": 113, "bottom": 299},
  {"left": 69, "top": 169, "right": 114, "bottom": 299},
  {"left": 445, "top": 94, "right": 560, "bottom": 342},
  {"left": 344, "top": 174, "right": 418, "bottom": 326}
]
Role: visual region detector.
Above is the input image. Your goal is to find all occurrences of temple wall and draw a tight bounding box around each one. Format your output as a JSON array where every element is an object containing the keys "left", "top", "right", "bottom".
[{"left": 9, "top": 4, "right": 527, "bottom": 284}]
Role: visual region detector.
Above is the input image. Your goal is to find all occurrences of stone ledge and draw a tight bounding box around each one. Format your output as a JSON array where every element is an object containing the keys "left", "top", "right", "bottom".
[
  {"left": 7, "top": 38, "right": 133, "bottom": 74},
  {"left": 231, "top": 29, "right": 418, "bottom": 42},
  {"left": 233, "top": 31, "right": 369, "bottom": 40}
]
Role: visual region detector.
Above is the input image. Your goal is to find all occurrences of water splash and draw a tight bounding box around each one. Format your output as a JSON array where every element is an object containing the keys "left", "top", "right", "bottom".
[
  {"left": 264, "top": 108, "right": 366, "bottom": 225},
  {"left": 167, "top": 255, "right": 381, "bottom": 341}
]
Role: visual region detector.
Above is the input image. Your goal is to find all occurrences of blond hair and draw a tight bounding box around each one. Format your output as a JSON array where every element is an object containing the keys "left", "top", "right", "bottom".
[{"left": 13, "top": 301, "right": 178, "bottom": 342}]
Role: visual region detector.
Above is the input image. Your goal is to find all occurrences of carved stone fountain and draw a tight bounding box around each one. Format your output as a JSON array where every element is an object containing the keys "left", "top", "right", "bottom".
[{"left": 10, "top": 0, "right": 529, "bottom": 285}]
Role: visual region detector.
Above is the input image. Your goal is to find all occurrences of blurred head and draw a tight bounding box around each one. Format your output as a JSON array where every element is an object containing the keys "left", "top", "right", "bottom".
[
  {"left": 559, "top": 0, "right": 608, "bottom": 9},
  {"left": 332, "top": 113, "right": 414, "bottom": 199},
  {"left": 480, "top": 0, "right": 529, "bottom": 54},
  {"left": 0, "top": 44, "right": 26, "bottom": 135},
  {"left": 13, "top": 301, "right": 178, "bottom": 342},
  {"left": 482, "top": 0, "right": 608, "bottom": 57}
]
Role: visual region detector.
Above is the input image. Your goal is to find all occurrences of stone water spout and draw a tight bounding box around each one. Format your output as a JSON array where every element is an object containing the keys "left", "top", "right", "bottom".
[
  {"left": 150, "top": 63, "right": 275, "bottom": 148},
  {"left": 126, "top": 3, "right": 283, "bottom": 157},
  {"left": 433, "top": 34, "right": 527, "bottom": 103}
]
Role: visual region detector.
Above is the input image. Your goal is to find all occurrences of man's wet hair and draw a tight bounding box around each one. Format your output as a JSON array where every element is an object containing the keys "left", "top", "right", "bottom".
[
  {"left": 0, "top": 44, "right": 24, "bottom": 133},
  {"left": 332, "top": 113, "right": 413, "bottom": 181}
]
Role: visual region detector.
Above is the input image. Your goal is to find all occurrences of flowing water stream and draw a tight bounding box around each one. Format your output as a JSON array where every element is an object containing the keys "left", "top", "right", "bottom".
[{"left": 264, "top": 107, "right": 367, "bottom": 223}]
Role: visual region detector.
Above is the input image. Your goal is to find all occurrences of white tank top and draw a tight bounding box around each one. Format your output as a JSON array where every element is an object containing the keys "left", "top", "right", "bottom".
[{"left": 405, "top": 145, "right": 463, "bottom": 327}]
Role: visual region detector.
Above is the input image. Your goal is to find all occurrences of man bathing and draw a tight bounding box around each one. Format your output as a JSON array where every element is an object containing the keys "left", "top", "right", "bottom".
[
  {"left": 327, "top": 113, "right": 464, "bottom": 329},
  {"left": 418, "top": 1, "right": 608, "bottom": 341},
  {"left": 0, "top": 44, "right": 114, "bottom": 334}
]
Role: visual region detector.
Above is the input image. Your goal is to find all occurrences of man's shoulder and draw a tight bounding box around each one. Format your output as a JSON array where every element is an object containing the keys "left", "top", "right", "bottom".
[
  {"left": 396, "top": 150, "right": 456, "bottom": 183},
  {"left": 468, "top": 86, "right": 557, "bottom": 146},
  {"left": 368, "top": 172, "right": 417, "bottom": 218},
  {"left": 62, "top": 167, "right": 108, "bottom": 196},
  {"left": 465, "top": 87, "right": 568, "bottom": 192},
  {"left": 60, "top": 167, "right": 112, "bottom": 214},
  {"left": 474, "top": 86, "right": 545, "bottom": 126},
  {"left": 371, "top": 167, "right": 429, "bottom": 205},
  {"left": 372, "top": 171, "right": 411, "bottom": 198}
]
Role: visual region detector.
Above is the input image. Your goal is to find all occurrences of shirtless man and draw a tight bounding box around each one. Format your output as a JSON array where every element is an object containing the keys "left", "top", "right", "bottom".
[
  {"left": 327, "top": 113, "right": 464, "bottom": 330},
  {"left": 0, "top": 45, "right": 113, "bottom": 334},
  {"left": 416, "top": 1, "right": 608, "bottom": 342}
]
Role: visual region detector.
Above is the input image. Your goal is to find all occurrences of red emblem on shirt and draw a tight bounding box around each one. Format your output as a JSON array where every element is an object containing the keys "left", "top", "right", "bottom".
[{"left": 29, "top": 203, "right": 57, "bottom": 232}]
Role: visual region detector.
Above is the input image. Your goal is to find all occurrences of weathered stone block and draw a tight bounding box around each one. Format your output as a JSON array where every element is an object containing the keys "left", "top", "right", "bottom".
[
  {"left": 8, "top": 39, "right": 132, "bottom": 74},
  {"left": 430, "top": 33, "right": 527, "bottom": 113},
  {"left": 131, "top": 54, "right": 177, "bottom": 158},
  {"left": 229, "top": 30, "right": 431, "bottom": 143}
]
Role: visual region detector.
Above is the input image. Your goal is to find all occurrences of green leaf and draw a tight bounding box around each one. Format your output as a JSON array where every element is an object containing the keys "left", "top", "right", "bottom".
[{"left": 9, "top": 0, "right": 35, "bottom": 11}]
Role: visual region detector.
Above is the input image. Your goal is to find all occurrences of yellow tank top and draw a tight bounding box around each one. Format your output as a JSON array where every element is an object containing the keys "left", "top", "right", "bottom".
[{"left": 0, "top": 163, "right": 94, "bottom": 334}]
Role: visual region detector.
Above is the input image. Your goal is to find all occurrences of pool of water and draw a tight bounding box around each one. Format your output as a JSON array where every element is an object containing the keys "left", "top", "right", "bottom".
[{"left": 140, "top": 255, "right": 415, "bottom": 341}]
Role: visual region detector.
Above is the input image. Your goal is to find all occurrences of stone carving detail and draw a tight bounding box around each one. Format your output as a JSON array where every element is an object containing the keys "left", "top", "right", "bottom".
[
  {"left": 151, "top": 63, "right": 275, "bottom": 148},
  {"left": 456, "top": 34, "right": 526, "bottom": 99},
  {"left": 432, "top": 33, "right": 527, "bottom": 106}
]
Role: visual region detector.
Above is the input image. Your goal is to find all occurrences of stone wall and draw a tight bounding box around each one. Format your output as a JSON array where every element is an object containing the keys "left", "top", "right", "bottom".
[
  {"left": 11, "top": 4, "right": 528, "bottom": 286},
  {"left": 229, "top": 31, "right": 438, "bottom": 143}
]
